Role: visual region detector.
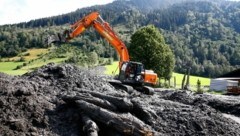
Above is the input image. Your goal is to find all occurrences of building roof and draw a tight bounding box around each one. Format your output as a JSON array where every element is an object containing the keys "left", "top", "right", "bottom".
[{"left": 219, "top": 69, "right": 240, "bottom": 78}]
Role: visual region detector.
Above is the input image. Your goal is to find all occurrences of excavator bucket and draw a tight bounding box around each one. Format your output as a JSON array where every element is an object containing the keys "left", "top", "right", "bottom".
[
  {"left": 46, "top": 29, "right": 71, "bottom": 45},
  {"left": 46, "top": 33, "right": 65, "bottom": 45}
]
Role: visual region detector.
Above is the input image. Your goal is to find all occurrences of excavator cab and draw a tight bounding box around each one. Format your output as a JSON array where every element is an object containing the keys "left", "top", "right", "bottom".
[{"left": 119, "top": 61, "right": 145, "bottom": 85}]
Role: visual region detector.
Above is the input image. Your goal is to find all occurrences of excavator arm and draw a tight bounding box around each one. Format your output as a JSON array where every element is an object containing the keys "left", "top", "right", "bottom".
[
  {"left": 48, "top": 12, "right": 129, "bottom": 63},
  {"left": 92, "top": 18, "right": 130, "bottom": 62}
]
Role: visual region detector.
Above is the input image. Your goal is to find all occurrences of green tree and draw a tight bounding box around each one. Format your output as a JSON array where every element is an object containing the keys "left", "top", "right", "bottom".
[
  {"left": 88, "top": 51, "right": 98, "bottom": 66},
  {"left": 129, "top": 25, "right": 175, "bottom": 79}
]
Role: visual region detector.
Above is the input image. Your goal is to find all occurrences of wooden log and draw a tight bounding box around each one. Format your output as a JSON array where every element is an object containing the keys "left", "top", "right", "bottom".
[
  {"left": 62, "top": 94, "right": 117, "bottom": 111},
  {"left": 75, "top": 100, "right": 157, "bottom": 136},
  {"left": 81, "top": 114, "right": 99, "bottom": 136},
  {"left": 131, "top": 100, "right": 158, "bottom": 125},
  {"left": 73, "top": 88, "right": 133, "bottom": 112}
]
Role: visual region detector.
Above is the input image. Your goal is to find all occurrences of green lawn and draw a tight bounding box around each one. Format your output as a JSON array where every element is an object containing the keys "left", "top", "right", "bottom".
[
  {"left": 21, "top": 58, "right": 68, "bottom": 71},
  {"left": 104, "top": 61, "right": 120, "bottom": 75},
  {"left": 104, "top": 61, "right": 210, "bottom": 88},
  {"left": 0, "top": 48, "right": 68, "bottom": 75},
  {"left": 3, "top": 48, "right": 49, "bottom": 62},
  {"left": 172, "top": 73, "right": 210, "bottom": 87},
  {"left": 0, "top": 50, "right": 211, "bottom": 89},
  {"left": 0, "top": 57, "right": 67, "bottom": 75},
  {"left": 23, "top": 48, "right": 48, "bottom": 61},
  {"left": 0, "top": 62, "right": 28, "bottom": 75}
]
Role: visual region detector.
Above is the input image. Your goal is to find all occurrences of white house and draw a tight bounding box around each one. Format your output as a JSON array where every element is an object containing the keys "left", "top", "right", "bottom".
[{"left": 210, "top": 78, "right": 238, "bottom": 91}]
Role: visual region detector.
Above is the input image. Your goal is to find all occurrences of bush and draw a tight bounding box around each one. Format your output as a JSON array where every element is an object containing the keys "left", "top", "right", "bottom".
[
  {"left": 19, "top": 57, "right": 25, "bottom": 62},
  {"left": 196, "top": 79, "right": 203, "bottom": 94},
  {"left": 106, "top": 58, "right": 113, "bottom": 65},
  {"left": 163, "top": 82, "right": 170, "bottom": 88},
  {"left": 57, "top": 55, "right": 66, "bottom": 58},
  {"left": 23, "top": 63, "right": 27, "bottom": 66},
  {"left": 37, "top": 53, "right": 43, "bottom": 57},
  {"left": 14, "top": 65, "right": 22, "bottom": 70}
]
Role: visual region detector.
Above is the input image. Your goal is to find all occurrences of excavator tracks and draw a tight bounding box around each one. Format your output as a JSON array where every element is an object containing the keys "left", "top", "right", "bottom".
[
  {"left": 137, "top": 86, "right": 155, "bottom": 95},
  {"left": 108, "top": 79, "right": 154, "bottom": 95}
]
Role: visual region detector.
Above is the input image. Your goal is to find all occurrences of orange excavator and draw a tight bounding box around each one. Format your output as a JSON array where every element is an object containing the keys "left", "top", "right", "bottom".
[{"left": 47, "top": 12, "right": 157, "bottom": 94}]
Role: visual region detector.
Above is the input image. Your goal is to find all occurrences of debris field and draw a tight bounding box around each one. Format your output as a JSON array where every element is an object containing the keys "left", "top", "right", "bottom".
[{"left": 1, "top": 63, "right": 240, "bottom": 136}]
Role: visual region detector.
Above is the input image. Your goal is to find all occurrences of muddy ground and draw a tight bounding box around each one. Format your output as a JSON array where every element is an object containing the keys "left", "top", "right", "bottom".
[{"left": 1, "top": 63, "right": 240, "bottom": 136}]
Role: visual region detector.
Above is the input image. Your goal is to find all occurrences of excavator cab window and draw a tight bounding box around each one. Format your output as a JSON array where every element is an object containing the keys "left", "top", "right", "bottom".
[
  {"left": 119, "top": 62, "right": 144, "bottom": 84},
  {"left": 136, "top": 64, "right": 144, "bottom": 74}
]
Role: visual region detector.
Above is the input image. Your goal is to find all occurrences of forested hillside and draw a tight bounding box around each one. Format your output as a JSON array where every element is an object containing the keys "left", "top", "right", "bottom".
[{"left": 0, "top": 0, "right": 240, "bottom": 77}]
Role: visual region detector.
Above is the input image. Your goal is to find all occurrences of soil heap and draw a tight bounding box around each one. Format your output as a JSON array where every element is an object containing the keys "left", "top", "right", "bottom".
[{"left": 1, "top": 63, "right": 240, "bottom": 136}]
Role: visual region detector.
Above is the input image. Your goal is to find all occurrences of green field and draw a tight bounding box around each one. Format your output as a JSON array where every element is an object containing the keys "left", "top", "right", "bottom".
[
  {"left": 0, "top": 58, "right": 67, "bottom": 75},
  {"left": 0, "top": 49, "right": 211, "bottom": 89},
  {"left": 3, "top": 48, "right": 49, "bottom": 62},
  {"left": 104, "top": 61, "right": 120, "bottom": 75},
  {"left": 21, "top": 58, "right": 67, "bottom": 71},
  {"left": 104, "top": 61, "right": 210, "bottom": 88},
  {"left": 0, "top": 48, "right": 67, "bottom": 75},
  {"left": 172, "top": 73, "right": 210, "bottom": 87},
  {"left": 0, "top": 62, "right": 28, "bottom": 75}
]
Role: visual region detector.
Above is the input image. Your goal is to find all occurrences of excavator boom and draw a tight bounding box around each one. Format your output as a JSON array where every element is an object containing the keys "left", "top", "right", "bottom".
[
  {"left": 93, "top": 20, "right": 130, "bottom": 62},
  {"left": 48, "top": 12, "right": 129, "bottom": 63}
]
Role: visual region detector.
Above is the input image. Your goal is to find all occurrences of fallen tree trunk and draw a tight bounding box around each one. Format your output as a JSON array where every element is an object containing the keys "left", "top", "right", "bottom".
[
  {"left": 73, "top": 88, "right": 133, "bottom": 112},
  {"left": 62, "top": 94, "right": 117, "bottom": 111},
  {"left": 75, "top": 100, "right": 158, "bottom": 136},
  {"left": 131, "top": 100, "right": 158, "bottom": 125},
  {"left": 81, "top": 114, "right": 99, "bottom": 136}
]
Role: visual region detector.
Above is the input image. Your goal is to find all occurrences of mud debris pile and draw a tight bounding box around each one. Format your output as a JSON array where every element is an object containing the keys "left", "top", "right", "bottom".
[{"left": 1, "top": 63, "right": 240, "bottom": 136}]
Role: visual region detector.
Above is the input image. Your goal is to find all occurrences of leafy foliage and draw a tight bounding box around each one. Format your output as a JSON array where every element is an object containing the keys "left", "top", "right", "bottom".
[
  {"left": 129, "top": 25, "right": 175, "bottom": 79},
  {"left": 196, "top": 79, "right": 203, "bottom": 93}
]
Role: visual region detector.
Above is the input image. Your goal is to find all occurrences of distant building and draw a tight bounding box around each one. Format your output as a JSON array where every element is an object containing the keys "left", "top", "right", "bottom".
[
  {"left": 210, "top": 78, "right": 238, "bottom": 91},
  {"left": 210, "top": 69, "right": 240, "bottom": 91}
]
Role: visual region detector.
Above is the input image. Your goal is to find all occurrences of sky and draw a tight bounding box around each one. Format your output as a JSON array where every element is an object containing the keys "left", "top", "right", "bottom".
[
  {"left": 0, "top": 0, "right": 114, "bottom": 25},
  {"left": 1, "top": 0, "right": 240, "bottom": 25}
]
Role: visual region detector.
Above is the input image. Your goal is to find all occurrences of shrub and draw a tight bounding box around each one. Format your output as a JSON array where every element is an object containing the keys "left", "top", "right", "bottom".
[
  {"left": 196, "top": 79, "right": 203, "bottom": 94},
  {"left": 14, "top": 65, "right": 22, "bottom": 70},
  {"left": 23, "top": 63, "right": 27, "bottom": 66},
  {"left": 106, "top": 58, "right": 113, "bottom": 65}
]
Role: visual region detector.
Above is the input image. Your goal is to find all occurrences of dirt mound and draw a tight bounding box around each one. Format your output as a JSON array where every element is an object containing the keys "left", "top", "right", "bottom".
[
  {"left": 158, "top": 90, "right": 240, "bottom": 117},
  {"left": 1, "top": 63, "right": 240, "bottom": 136}
]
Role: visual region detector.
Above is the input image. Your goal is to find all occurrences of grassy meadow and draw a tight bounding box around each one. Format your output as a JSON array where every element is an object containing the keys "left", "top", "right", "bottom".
[
  {"left": 172, "top": 73, "right": 210, "bottom": 86},
  {"left": 8, "top": 48, "right": 49, "bottom": 61},
  {"left": 104, "top": 61, "right": 120, "bottom": 75},
  {"left": 0, "top": 48, "right": 67, "bottom": 75},
  {"left": 0, "top": 62, "right": 28, "bottom": 75},
  {"left": 104, "top": 61, "right": 210, "bottom": 88},
  {"left": 0, "top": 49, "right": 211, "bottom": 90}
]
